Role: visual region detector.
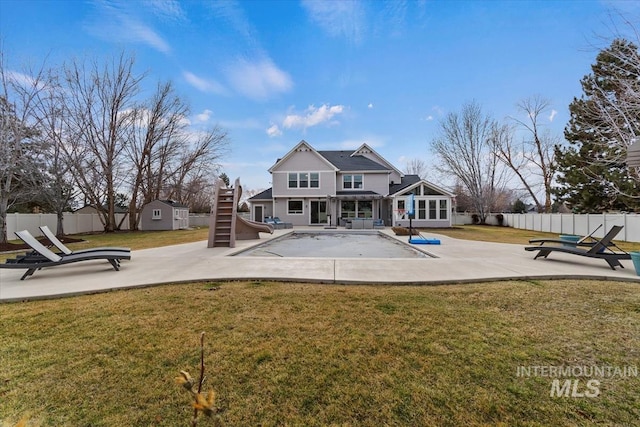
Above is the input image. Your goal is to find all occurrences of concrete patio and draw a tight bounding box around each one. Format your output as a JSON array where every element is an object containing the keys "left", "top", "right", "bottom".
[{"left": 1, "top": 227, "right": 638, "bottom": 302}]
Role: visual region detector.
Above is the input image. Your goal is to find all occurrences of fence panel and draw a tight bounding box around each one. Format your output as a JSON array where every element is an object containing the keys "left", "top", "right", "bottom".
[
  {"left": 6, "top": 212, "right": 130, "bottom": 239},
  {"left": 503, "top": 213, "right": 640, "bottom": 242}
]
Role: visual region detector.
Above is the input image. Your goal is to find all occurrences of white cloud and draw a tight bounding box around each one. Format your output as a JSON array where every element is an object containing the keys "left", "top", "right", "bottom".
[
  {"left": 549, "top": 109, "right": 558, "bottom": 122},
  {"left": 266, "top": 124, "right": 282, "bottom": 137},
  {"left": 195, "top": 109, "right": 212, "bottom": 123},
  {"left": 301, "top": 0, "right": 366, "bottom": 45},
  {"left": 183, "top": 71, "right": 227, "bottom": 95},
  {"left": 282, "top": 104, "right": 345, "bottom": 130},
  {"left": 143, "top": 0, "right": 186, "bottom": 21},
  {"left": 225, "top": 58, "right": 292, "bottom": 100},
  {"left": 86, "top": 0, "right": 171, "bottom": 53},
  {"left": 368, "top": 103, "right": 374, "bottom": 109},
  {"left": 425, "top": 115, "right": 434, "bottom": 121}
]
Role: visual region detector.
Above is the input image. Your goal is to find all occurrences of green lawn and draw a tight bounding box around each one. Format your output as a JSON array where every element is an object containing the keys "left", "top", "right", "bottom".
[
  {"left": 2, "top": 225, "right": 639, "bottom": 425},
  {"left": 1, "top": 280, "right": 638, "bottom": 426}
]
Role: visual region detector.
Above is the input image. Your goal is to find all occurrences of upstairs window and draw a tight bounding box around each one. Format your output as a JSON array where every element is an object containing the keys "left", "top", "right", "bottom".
[
  {"left": 299, "top": 172, "right": 308, "bottom": 188},
  {"left": 310, "top": 173, "right": 319, "bottom": 188},
  {"left": 343, "top": 174, "right": 363, "bottom": 189},
  {"left": 288, "top": 173, "right": 298, "bottom": 188},
  {"left": 288, "top": 172, "right": 319, "bottom": 188}
]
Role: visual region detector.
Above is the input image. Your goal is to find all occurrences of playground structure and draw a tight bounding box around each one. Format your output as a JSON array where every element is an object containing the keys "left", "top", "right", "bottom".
[{"left": 207, "top": 178, "right": 274, "bottom": 248}]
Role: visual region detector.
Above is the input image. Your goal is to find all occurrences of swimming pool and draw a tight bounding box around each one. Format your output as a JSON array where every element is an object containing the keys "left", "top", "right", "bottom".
[{"left": 233, "top": 231, "right": 434, "bottom": 258}]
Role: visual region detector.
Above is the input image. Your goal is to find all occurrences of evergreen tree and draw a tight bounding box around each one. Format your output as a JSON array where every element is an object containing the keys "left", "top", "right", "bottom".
[{"left": 555, "top": 39, "right": 640, "bottom": 212}]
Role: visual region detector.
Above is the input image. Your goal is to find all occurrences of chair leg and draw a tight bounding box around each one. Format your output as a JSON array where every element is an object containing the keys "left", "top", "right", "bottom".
[
  {"left": 108, "top": 259, "right": 120, "bottom": 271},
  {"left": 605, "top": 259, "right": 622, "bottom": 270},
  {"left": 21, "top": 268, "right": 37, "bottom": 280}
]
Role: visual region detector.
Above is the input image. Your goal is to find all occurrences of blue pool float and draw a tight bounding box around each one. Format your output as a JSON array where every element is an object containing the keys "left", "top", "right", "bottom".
[{"left": 409, "top": 237, "right": 441, "bottom": 245}]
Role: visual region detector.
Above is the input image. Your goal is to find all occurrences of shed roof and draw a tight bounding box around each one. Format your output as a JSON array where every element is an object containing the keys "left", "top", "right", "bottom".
[{"left": 156, "top": 200, "right": 189, "bottom": 208}]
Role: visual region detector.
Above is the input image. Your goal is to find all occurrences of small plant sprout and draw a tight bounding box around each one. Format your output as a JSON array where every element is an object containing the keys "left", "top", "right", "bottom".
[{"left": 176, "top": 332, "right": 217, "bottom": 425}]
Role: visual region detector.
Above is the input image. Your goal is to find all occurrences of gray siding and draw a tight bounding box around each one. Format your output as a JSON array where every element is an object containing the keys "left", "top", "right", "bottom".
[
  {"left": 337, "top": 172, "right": 389, "bottom": 195},
  {"left": 273, "top": 149, "right": 334, "bottom": 172},
  {"left": 141, "top": 200, "right": 189, "bottom": 230}
]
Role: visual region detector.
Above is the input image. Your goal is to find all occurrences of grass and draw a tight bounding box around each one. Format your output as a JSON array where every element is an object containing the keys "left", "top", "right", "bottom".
[
  {"left": 1, "top": 280, "right": 639, "bottom": 426},
  {"left": 2, "top": 225, "right": 639, "bottom": 425},
  {"left": 426, "top": 225, "right": 640, "bottom": 252}
]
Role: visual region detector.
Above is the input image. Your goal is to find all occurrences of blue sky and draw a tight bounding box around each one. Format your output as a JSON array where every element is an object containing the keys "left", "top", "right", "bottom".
[{"left": 1, "top": 0, "right": 637, "bottom": 191}]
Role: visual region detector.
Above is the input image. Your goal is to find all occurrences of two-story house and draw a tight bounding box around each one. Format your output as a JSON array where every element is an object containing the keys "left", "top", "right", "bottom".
[{"left": 248, "top": 140, "right": 453, "bottom": 228}]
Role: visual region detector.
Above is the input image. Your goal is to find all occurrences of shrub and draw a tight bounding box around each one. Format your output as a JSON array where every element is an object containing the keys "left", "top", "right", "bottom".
[{"left": 496, "top": 214, "right": 504, "bottom": 226}]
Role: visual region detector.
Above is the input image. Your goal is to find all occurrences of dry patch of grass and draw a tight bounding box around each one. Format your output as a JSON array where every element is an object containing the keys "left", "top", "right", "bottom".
[{"left": 1, "top": 280, "right": 638, "bottom": 426}]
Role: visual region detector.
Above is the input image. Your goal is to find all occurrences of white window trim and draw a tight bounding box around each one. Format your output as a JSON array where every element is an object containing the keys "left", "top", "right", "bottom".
[
  {"left": 287, "top": 199, "right": 304, "bottom": 215},
  {"left": 342, "top": 174, "right": 364, "bottom": 190},
  {"left": 152, "top": 209, "right": 162, "bottom": 220},
  {"left": 395, "top": 197, "right": 449, "bottom": 220},
  {"left": 287, "top": 172, "right": 320, "bottom": 189}
]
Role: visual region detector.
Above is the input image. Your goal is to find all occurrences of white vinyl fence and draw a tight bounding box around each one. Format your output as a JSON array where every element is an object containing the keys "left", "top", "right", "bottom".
[
  {"left": 453, "top": 212, "right": 640, "bottom": 242},
  {"left": 5, "top": 212, "right": 212, "bottom": 239},
  {"left": 5, "top": 213, "right": 130, "bottom": 239}
]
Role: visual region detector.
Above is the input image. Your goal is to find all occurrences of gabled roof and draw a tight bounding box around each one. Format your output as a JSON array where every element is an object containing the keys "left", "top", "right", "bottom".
[
  {"left": 352, "top": 143, "right": 404, "bottom": 177},
  {"left": 318, "top": 150, "right": 390, "bottom": 172},
  {"left": 268, "top": 140, "right": 337, "bottom": 173},
  {"left": 248, "top": 188, "right": 273, "bottom": 201},
  {"left": 389, "top": 175, "right": 422, "bottom": 195},
  {"left": 389, "top": 175, "right": 454, "bottom": 197}
]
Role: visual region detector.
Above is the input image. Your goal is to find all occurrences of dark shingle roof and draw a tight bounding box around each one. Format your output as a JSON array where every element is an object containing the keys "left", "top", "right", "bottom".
[
  {"left": 389, "top": 175, "right": 421, "bottom": 195},
  {"left": 248, "top": 188, "right": 273, "bottom": 200},
  {"left": 160, "top": 200, "right": 189, "bottom": 208},
  {"left": 318, "top": 151, "right": 389, "bottom": 171},
  {"left": 335, "top": 190, "right": 381, "bottom": 196}
]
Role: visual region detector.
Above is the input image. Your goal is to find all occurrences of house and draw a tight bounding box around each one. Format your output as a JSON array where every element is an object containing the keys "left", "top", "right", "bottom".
[
  {"left": 140, "top": 200, "right": 189, "bottom": 231},
  {"left": 248, "top": 140, "right": 453, "bottom": 228}
]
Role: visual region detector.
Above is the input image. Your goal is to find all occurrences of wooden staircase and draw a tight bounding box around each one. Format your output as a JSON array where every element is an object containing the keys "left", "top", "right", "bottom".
[{"left": 207, "top": 178, "right": 239, "bottom": 248}]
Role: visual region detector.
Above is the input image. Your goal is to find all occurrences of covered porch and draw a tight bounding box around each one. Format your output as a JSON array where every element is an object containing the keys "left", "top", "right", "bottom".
[{"left": 325, "top": 191, "right": 391, "bottom": 228}]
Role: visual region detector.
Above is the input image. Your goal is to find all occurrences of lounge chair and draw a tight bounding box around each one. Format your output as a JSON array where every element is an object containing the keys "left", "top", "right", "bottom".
[
  {"left": 264, "top": 217, "right": 285, "bottom": 229},
  {"left": 39, "top": 226, "right": 130, "bottom": 255},
  {"left": 528, "top": 224, "right": 611, "bottom": 248},
  {"left": 273, "top": 217, "right": 293, "bottom": 229},
  {"left": 0, "top": 230, "right": 131, "bottom": 280},
  {"left": 524, "top": 225, "right": 630, "bottom": 270}
]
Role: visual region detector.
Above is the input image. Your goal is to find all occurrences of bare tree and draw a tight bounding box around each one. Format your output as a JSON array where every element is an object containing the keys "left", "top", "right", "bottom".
[
  {"left": 163, "top": 126, "right": 228, "bottom": 203},
  {"left": 0, "top": 48, "right": 48, "bottom": 243},
  {"left": 125, "top": 81, "right": 189, "bottom": 230},
  {"left": 32, "top": 68, "right": 77, "bottom": 235},
  {"left": 62, "top": 52, "right": 143, "bottom": 231},
  {"left": 403, "top": 158, "right": 428, "bottom": 179},
  {"left": 495, "top": 96, "right": 558, "bottom": 213},
  {"left": 124, "top": 81, "right": 229, "bottom": 229},
  {"left": 431, "top": 101, "right": 512, "bottom": 223}
]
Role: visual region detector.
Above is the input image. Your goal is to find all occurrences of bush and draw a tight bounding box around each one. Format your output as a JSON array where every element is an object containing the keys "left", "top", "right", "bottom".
[
  {"left": 471, "top": 214, "right": 480, "bottom": 224},
  {"left": 496, "top": 214, "right": 504, "bottom": 226}
]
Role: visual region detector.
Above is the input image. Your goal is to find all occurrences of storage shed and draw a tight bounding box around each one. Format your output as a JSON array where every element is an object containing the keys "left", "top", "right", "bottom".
[{"left": 141, "top": 200, "right": 189, "bottom": 231}]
